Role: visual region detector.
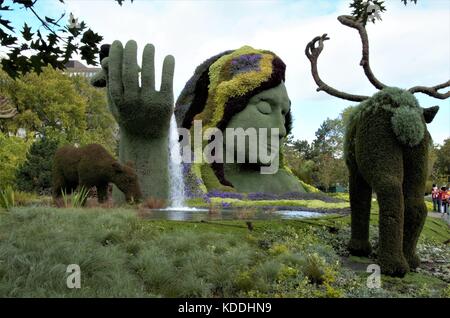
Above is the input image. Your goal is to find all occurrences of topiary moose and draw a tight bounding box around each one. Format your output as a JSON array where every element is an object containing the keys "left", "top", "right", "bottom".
[
  {"left": 52, "top": 144, "right": 142, "bottom": 204},
  {"left": 305, "top": 15, "right": 449, "bottom": 277}
]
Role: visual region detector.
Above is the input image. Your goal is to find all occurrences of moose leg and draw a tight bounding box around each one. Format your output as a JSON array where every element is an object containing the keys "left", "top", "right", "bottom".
[
  {"left": 355, "top": 110, "right": 410, "bottom": 277},
  {"left": 97, "top": 183, "right": 109, "bottom": 204},
  {"left": 402, "top": 189, "right": 426, "bottom": 270},
  {"left": 348, "top": 170, "right": 373, "bottom": 256},
  {"left": 402, "top": 138, "right": 429, "bottom": 269},
  {"left": 373, "top": 177, "right": 409, "bottom": 277}
]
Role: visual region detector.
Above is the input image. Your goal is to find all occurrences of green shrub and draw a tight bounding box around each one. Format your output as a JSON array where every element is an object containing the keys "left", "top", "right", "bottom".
[
  {"left": 301, "top": 253, "right": 326, "bottom": 285},
  {"left": 299, "top": 179, "right": 321, "bottom": 193},
  {"left": 256, "top": 260, "right": 282, "bottom": 284},
  {"left": 441, "top": 284, "right": 450, "bottom": 298},
  {"left": 72, "top": 187, "right": 89, "bottom": 207},
  {"left": 13, "top": 191, "right": 41, "bottom": 206},
  {"left": 0, "top": 132, "right": 31, "bottom": 189},
  {"left": 328, "top": 192, "right": 350, "bottom": 202},
  {"left": 61, "top": 187, "right": 89, "bottom": 208},
  {"left": 0, "top": 186, "right": 15, "bottom": 210},
  {"left": 15, "top": 137, "right": 59, "bottom": 194}
]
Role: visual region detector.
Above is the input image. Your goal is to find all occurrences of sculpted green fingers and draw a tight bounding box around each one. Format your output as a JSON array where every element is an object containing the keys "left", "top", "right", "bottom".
[{"left": 99, "top": 40, "right": 175, "bottom": 202}]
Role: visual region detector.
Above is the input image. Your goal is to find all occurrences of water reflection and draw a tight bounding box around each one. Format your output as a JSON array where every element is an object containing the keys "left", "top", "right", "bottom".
[{"left": 140, "top": 207, "right": 324, "bottom": 221}]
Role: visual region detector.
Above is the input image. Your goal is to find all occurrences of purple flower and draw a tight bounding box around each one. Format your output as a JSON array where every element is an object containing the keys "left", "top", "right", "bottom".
[
  {"left": 246, "top": 191, "right": 345, "bottom": 203},
  {"left": 207, "top": 190, "right": 244, "bottom": 200},
  {"left": 230, "top": 54, "right": 262, "bottom": 75},
  {"left": 247, "top": 192, "right": 278, "bottom": 200}
]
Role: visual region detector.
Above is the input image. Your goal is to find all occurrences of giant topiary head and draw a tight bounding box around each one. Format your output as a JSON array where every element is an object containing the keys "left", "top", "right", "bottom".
[{"left": 175, "top": 46, "right": 293, "bottom": 188}]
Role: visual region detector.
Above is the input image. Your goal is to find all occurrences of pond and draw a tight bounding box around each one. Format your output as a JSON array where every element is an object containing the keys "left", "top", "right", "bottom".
[{"left": 139, "top": 207, "right": 324, "bottom": 221}]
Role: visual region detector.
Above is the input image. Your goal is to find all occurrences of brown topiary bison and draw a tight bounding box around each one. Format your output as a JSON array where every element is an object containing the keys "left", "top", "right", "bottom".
[{"left": 52, "top": 144, "right": 142, "bottom": 204}]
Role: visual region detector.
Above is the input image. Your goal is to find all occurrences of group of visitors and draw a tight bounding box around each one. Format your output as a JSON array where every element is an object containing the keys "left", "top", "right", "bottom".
[{"left": 431, "top": 184, "right": 450, "bottom": 214}]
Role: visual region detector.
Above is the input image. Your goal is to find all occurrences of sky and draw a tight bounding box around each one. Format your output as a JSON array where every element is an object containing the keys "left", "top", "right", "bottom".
[{"left": 5, "top": 0, "right": 450, "bottom": 144}]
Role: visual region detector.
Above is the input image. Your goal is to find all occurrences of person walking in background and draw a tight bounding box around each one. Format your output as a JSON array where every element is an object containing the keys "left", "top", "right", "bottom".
[
  {"left": 439, "top": 187, "right": 448, "bottom": 214},
  {"left": 437, "top": 187, "right": 443, "bottom": 213},
  {"left": 445, "top": 187, "right": 450, "bottom": 215},
  {"left": 432, "top": 184, "right": 439, "bottom": 212}
]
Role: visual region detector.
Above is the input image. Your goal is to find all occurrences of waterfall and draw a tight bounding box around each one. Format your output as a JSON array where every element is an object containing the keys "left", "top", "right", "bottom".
[{"left": 168, "top": 114, "right": 186, "bottom": 208}]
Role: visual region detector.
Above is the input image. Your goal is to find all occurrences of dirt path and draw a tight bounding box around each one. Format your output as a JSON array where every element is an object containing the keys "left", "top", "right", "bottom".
[{"left": 428, "top": 212, "right": 450, "bottom": 225}]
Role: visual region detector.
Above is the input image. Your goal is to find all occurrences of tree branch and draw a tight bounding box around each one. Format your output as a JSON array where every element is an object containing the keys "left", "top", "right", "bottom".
[
  {"left": 337, "top": 15, "right": 387, "bottom": 90},
  {"left": 305, "top": 34, "right": 369, "bottom": 102},
  {"left": 28, "top": 6, "right": 68, "bottom": 44},
  {"left": 408, "top": 80, "right": 450, "bottom": 100}
]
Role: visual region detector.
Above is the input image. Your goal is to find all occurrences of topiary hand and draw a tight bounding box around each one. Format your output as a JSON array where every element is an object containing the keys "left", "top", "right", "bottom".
[
  {"left": 91, "top": 40, "right": 175, "bottom": 202},
  {"left": 101, "top": 40, "right": 175, "bottom": 138}
]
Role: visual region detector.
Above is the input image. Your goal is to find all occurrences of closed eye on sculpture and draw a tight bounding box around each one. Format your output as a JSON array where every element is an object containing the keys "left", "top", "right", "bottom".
[{"left": 255, "top": 99, "right": 272, "bottom": 114}]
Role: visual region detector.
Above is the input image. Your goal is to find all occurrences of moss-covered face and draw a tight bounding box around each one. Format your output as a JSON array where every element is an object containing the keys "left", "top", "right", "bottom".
[
  {"left": 175, "top": 46, "right": 304, "bottom": 193},
  {"left": 224, "top": 82, "right": 290, "bottom": 165}
]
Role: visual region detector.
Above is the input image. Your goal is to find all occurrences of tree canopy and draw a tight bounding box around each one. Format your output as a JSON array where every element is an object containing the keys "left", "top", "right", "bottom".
[
  {"left": 349, "top": 0, "right": 417, "bottom": 25},
  {"left": 0, "top": 67, "right": 116, "bottom": 150},
  {"left": 284, "top": 108, "right": 351, "bottom": 191},
  {"left": 0, "top": 67, "right": 117, "bottom": 189},
  {"left": 0, "top": 0, "right": 132, "bottom": 78}
]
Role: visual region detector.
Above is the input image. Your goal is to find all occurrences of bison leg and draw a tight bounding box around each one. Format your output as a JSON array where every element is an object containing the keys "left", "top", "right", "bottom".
[
  {"left": 52, "top": 178, "right": 66, "bottom": 207},
  {"left": 52, "top": 169, "right": 74, "bottom": 207},
  {"left": 52, "top": 178, "right": 65, "bottom": 200},
  {"left": 348, "top": 169, "right": 373, "bottom": 256},
  {"left": 97, "top": 183, "right": 109, "bottom": 203}
]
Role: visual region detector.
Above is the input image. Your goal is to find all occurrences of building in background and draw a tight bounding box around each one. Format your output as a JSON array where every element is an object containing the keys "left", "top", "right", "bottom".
[{"left": 64, "top": 60, "right": 101, "bottom": 78}]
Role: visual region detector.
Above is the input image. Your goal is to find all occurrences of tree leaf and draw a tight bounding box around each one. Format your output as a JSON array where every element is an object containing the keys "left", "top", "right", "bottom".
[
  {"left": 12, "top": 0, "right": 34, "bottom": 8},
  {"left": 21, "top": 23, "right": 33, "bottom": 41},
  {"left": 44, "top": 16, "right": 56, "bottom": 24},
  {"left": 80, "top": 29, "right": 103, "bottom": 46},
  {"left": 0, "top": 17, "right": 14, "bottom": 31}
]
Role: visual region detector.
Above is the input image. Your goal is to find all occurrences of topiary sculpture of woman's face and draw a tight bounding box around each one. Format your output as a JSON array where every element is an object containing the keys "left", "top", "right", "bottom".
[
  {"left": 224, "top": 82, "right": 290, "bottom": 166},
  {"left": 175, "top": 46, "right": 305, "bottom": 195}
]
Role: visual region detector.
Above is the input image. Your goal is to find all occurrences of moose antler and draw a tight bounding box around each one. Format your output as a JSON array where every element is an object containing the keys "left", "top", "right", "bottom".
[
  {"left": 305, "top": 34, "right": 369, "bottom": 102},
  {"left": 337, "top": 15, "right": 387, "bottom": 90},
  {"left": 306, "top": 15, "right": 450, "bottom": 102},
  {"left": 338, "top": 15, "right": 449, "bottom": 99},
  {"left": 408, "top": 81, "right": 450, "bottom": 100},
  {"left": 0, "top": 96, "right": 18, "bottom": 119}
]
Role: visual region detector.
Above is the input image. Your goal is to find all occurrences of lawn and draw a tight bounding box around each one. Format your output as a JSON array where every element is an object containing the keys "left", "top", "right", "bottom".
[{"left": 0, "top": 205, "right": 448, "bottom": 298}]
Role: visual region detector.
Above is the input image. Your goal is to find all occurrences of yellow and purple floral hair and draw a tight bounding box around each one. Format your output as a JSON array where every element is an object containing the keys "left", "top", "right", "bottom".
[
  {"left": 175, "top": 45, "right": 291, "bottom": 133},
  {"left": 175, "top": 46, "right": 292, "bottom": 189}
]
